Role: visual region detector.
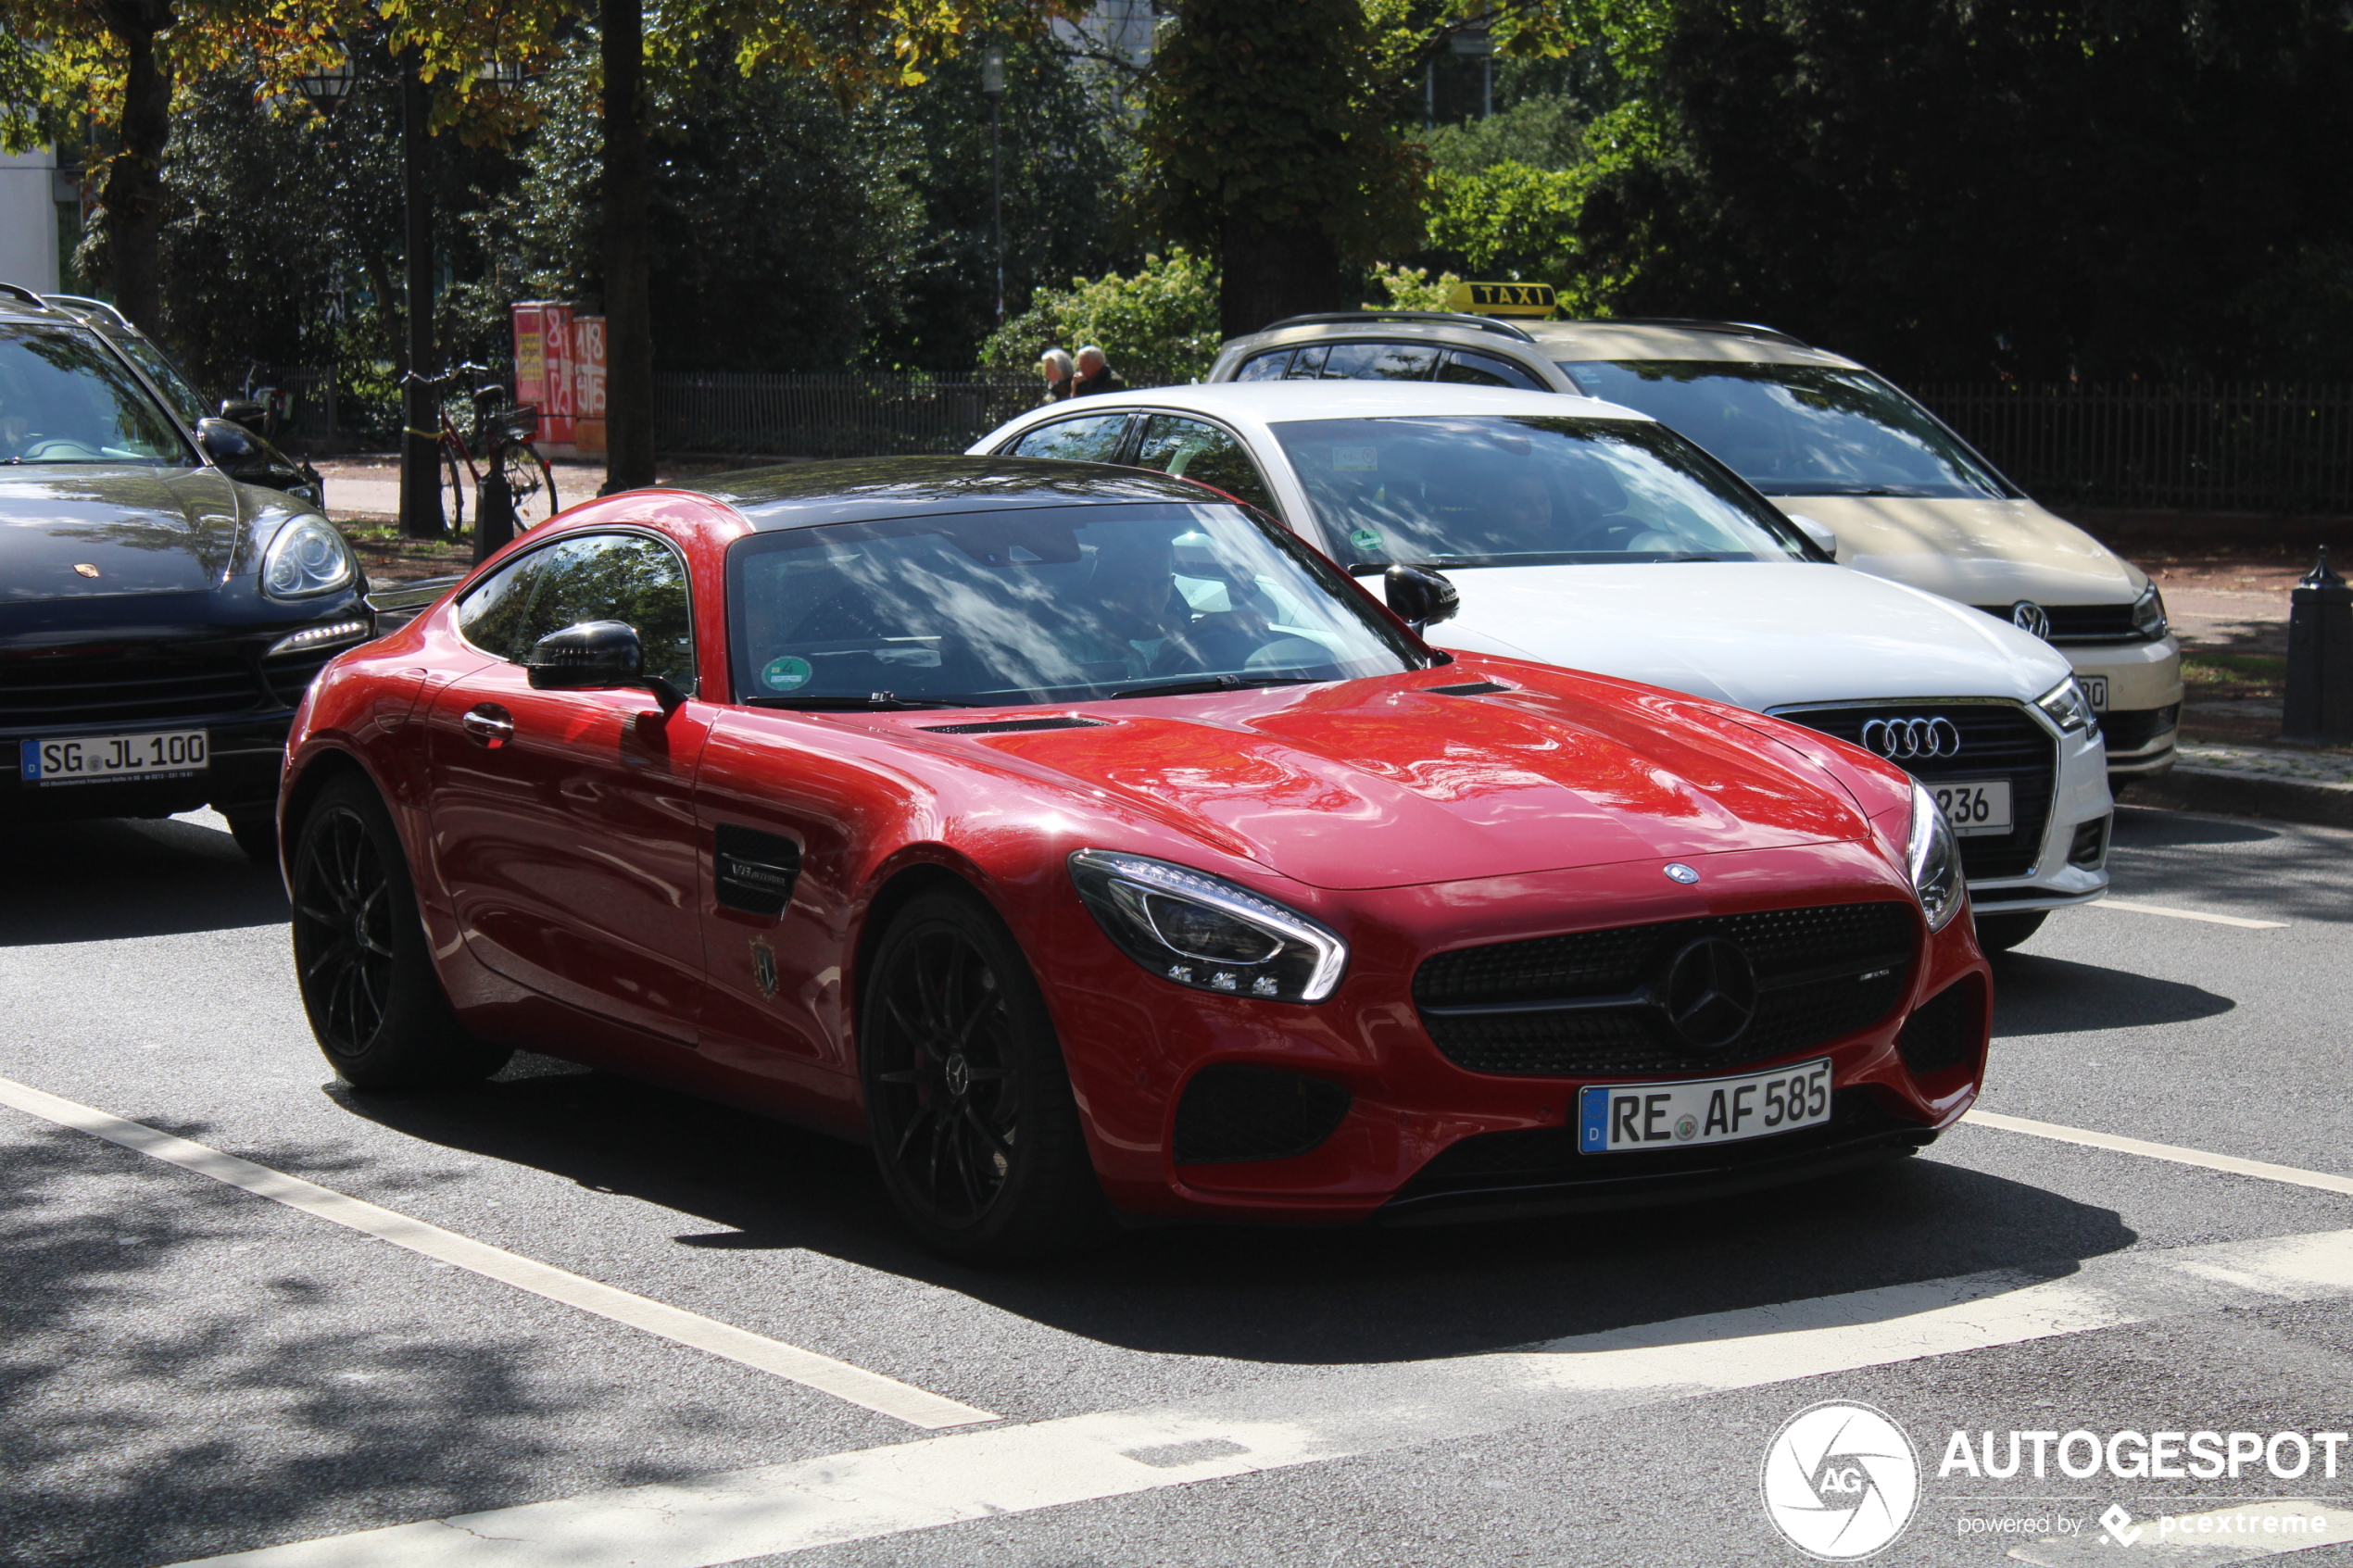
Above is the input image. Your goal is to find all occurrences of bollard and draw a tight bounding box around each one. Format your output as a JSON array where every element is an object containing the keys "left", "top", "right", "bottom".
[
  {"left": 2282, "top": 546, "right": 2353, "bottom": 743},
  {"left": 472, "top": 466, "right": 516, "bottom": 566}
]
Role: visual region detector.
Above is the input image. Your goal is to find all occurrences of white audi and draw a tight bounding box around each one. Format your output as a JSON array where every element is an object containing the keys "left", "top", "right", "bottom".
[{"left": 975, "top": 381, "right": 2110, "bottom": 948}]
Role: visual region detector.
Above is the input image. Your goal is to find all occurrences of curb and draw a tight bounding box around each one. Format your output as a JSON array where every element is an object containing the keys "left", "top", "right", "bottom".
[{"left": 2119, "top": 764, "right": 2353, "bottom": 830}]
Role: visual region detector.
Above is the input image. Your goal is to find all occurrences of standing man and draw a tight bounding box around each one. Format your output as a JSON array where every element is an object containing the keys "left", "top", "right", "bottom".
[
  {"left": 1071, "top": 345, "right": 1125, "bottom": 397},
  {"left": 1038, "top": 347, "right": 1075, "bottom": 403}
]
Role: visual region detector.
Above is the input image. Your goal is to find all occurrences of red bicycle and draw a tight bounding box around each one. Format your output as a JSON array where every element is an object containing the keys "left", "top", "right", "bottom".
[{"left": 408, "top": 361, "right": 558, "bottom": 535}]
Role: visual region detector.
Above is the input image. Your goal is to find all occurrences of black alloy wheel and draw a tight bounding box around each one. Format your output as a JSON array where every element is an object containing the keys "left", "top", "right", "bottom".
[
  {"left": 861, "top": 886, "right": 1111, "bottom": 1261},
  {"left": 289, "top": 776, "right": 509, "bottom": 1086}
]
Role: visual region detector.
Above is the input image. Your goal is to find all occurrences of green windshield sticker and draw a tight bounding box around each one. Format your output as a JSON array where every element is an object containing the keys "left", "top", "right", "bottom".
[
  {"left": 761, "top": 655, "right": 813, "bottom": 692},
  {"left": 1348, "top": 528, "right": 1384, "bottom": 553}
]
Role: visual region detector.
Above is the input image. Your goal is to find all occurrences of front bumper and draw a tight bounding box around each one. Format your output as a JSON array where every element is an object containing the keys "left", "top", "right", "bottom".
[
  {"left": 2066, "top": 635, "right": 2183, "bottom": 777},
  {"left": 2, "top": 712, "right": 293, "bottom": 821}
]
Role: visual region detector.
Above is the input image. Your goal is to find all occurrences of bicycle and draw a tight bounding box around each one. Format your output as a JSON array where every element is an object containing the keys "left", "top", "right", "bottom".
[{"left": 402, "top": 361, "right": 558, "bottom": 539}]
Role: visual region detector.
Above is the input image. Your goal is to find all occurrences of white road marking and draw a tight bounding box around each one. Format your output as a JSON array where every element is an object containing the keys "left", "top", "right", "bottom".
[
  {"left": 2009, "top": 1499, "right": 2353, "bottom": 1563},
  {"left": 0, "top": 1073, "right": 996, "bottom": 1430},
  {"left": 2093, "top": 898, "right": 2288, "bottom": 929},
  {"left": 160, "top": 1227, "right": 2353, "bottom": 1568},
  {"left": 1968, "top": 1110, "right": 2353, "bottom": 1198}
]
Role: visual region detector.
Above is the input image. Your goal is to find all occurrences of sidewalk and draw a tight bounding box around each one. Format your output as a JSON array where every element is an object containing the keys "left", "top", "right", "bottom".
[{"left": 2121, "top": 739, "right": 2353, "bottom": 829}]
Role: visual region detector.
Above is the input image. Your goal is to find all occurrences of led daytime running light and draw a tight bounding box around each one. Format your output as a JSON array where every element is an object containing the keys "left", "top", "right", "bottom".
[{"left": 266, "top": 618, "right": 371, "bottom": 659}]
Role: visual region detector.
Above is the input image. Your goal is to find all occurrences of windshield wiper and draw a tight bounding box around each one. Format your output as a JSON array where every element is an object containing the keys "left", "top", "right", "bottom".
[
  {"left": 1115, "top": 673, "right": 1328, "bottom": 700},
  {"left": 745, "top": 694, "right": 994, "bottom": 711}
]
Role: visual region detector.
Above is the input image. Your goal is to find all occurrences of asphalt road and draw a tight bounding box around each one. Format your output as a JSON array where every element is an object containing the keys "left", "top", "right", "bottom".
[{"left": 2, "top": 804, "right": 2349, "bottom": 1567}]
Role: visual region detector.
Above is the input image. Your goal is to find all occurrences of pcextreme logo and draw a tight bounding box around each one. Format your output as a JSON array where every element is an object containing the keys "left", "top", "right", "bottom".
[{"left": 1762, "top": 1401, "right": 1922, "bottom": 1560}]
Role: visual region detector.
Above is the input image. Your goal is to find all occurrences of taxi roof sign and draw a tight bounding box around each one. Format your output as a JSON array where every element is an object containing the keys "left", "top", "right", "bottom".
[{"left": 1447, "top": 281, "right": 1557, "bottom": 318}]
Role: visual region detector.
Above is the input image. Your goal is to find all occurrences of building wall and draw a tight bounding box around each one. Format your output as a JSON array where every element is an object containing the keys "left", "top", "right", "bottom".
[{"left": 0, "top": 148, "right": 62, "bottom": 295}]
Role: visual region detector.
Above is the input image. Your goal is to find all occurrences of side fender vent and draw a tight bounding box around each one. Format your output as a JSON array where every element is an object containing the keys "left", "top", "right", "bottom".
[
  {"left": 1897, "top": 973, "right": 1986, "bottom": 1077},
  {"left": 921, "top": 716, "right": 1110, "bottom": 735},
  {"left": 1173, "top": 1064, "right": 1352, "bottom": 1165},
  {"left": 1425, "top": 681, "right": 1513, "bottom": 696}
]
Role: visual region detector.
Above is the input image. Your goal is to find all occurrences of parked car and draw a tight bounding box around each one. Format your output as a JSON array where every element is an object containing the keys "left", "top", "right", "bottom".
[
  {"left": 281, "top": 457, "right": 1990, "bottom": 1260},
  {"left": 0, "top": 286, "right": 371, "bottom": 861},
  {"left": 973, "top": 381, "right": 2110, "bottom": 951},
  {"left": 1205, "top": 313, "right": 2183, "bottom": 780}
]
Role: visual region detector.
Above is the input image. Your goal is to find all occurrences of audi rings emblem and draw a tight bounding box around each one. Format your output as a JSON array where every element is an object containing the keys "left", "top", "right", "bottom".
[
  {"left": 2010, "top": 599, "right": 2053, "bottom": 639},
  {"left": 1861, "top": 716, "right": 1962, "bottom": 760}
]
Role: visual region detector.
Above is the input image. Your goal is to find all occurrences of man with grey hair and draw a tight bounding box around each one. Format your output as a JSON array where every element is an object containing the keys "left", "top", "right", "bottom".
[
  {"left": 1071, "top": 345, "right": 1124, "bottom": 397},
  {"left": 1038, "top": 346, "right": 1074, "bottom": 403}
]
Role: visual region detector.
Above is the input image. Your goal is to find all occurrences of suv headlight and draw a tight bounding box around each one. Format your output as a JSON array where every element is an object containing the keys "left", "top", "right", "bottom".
[
  {"left": 262, "top": 514, "right": 358, "bottom": 598},
  {"left": 2035, "top": 676, "right": 2099, "bottom": 737},
  {"left": 1906, "top": 782, "right": 1965, "bottom": 934},
  {"left": 2132, "top": 584, "right": 2168, "bottom": 639},
  {"left": 1068, "top": 849, "right": 1347, "bottom": 1003}
]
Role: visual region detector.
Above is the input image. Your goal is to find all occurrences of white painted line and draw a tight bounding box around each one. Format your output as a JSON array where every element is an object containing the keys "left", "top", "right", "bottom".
[
  {"left": 160, "top": 1227, "right": 2353, "bottom": 1568},
  {"left": 1968, "top": 1109, "right": 2353, "bottom": 1198},
  {"left": 2093, "top": 898, "right": 2288, "bottom": 929},
  {"left": 2009, "top": 1499, "right": 2353, "bottom": 1564},
  {"left": 0, "top": 1073, "right": 996, "bottom": 1430}
]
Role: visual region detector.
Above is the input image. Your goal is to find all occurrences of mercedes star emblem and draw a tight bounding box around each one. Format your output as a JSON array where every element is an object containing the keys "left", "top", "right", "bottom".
[
  {"left": 1661, "top": 936, "right": 1759, "bottom": 1051},
  {"left": 1664, "top": 862, "right": 1700, "bottom": 884}
]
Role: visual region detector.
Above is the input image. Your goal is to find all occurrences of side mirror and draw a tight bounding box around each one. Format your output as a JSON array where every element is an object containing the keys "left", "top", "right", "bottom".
[
  {"left": 195, "top": 416, "right": 285, "bottom": 483},
  {"left": 219, "top": 397, "right": 271, "bottom": 434},
  {"left": 1787, "top": 514, "right": 1838, "bottom": 559},
  {"left": 525, "top": 620, "right": 686, "bottom": 713},
  {"left": 1383, "top": 563, "right": 1460, "bottom": 631}
]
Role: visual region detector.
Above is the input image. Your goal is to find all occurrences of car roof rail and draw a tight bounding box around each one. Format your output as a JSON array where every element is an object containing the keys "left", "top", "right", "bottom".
[
  {"left": 1558, "top": 316, "right": 1812, "bottom": 349},
  {"left": 0, "top": 281, "right": 50, "bottom": 307},
  {"left": 42, "top": 293, "right": 134, "bottom": 328},
  {"left": 1255, "top": 310, "right": 1539, "bottom": 345}
]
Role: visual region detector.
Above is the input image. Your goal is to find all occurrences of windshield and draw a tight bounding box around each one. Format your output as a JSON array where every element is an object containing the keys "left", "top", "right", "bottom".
[
  {"left": 1267, "top": 415, "right": 1811, "bottom": 571},
  {"left": 0, "top": 326, "right": 190, "bottom": 464},
  {"left": 1555, "top": 360, "right": 2016, "bottom": 500},
  {"left": 113, "top": 333, "right": 208, "bottom": 427},
  {"left": 727, "top": 501, "right": 1427, "bottom": 709}
]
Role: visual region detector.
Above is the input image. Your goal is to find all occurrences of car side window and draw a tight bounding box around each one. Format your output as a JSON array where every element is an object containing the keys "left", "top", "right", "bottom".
[
  {"left": 510, "top": 532, "right": 698, "bottom": 691},
  {"left": 454, "top": 547, "right": 552, "bottom": 660},
  {"left": 1319, "top": 342, "right": 1441, "bottom": 381},
  {"left": 1283, "top": 345, "right": 1329, "bottom": 379},
  {"left": 1130, "top": 415, "right": 1277, "bottom": 514},
  {"left": 1234, "top": 350, "right": 1292, "bottom": 381},
  {"left": 1007, "top": 414, "right": 1131, "bottom": 462},
  {"left": 1440, "top": 349, "right": 1545, "bottom": 390}
]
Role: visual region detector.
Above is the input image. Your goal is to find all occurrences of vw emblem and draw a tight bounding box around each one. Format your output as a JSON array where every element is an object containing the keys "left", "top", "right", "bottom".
[
  {"left": 2009, "top": 599, "right": 2052, "bottom": 639},
  {"left": 1660, "top": 936, "right": 1758, "bottom": 1052},
  {"left": 1664, "top": 862, "right": 1700, "bottom": 884},
  {"left": 1860, "top": 716, "right": 1962, "bottom": 761}
]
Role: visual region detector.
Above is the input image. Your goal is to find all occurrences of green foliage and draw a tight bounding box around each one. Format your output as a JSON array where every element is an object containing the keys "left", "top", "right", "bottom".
[
  {"left": 1361, "top": 262, "right": 1461, "bottom": 310},
  {"left": 978, "top": 249, "right": 1220, "bottom": 382},
  {"left": 1422, "top": 94, "right": 1584, "bottom": 177}
]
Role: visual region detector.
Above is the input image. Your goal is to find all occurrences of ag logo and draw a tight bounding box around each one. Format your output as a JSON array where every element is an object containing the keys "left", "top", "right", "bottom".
[
  {"left": 1761, "top": 1401, "right": 1919, "bottom": 1560},
  {"left": 749, "top": 938, "right": 778, "bottom": 999}
]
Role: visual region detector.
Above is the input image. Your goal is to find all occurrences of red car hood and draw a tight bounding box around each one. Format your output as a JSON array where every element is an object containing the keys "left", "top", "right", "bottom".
[{"left": 955, "top": 674, "right": 1872, "bottom": 891}]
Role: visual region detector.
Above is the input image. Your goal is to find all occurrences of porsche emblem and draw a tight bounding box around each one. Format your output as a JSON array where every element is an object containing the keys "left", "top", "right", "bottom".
[
  {"left": 749, "top": 938, "right": 778, "bottom": 999},
  {"left": 72, "top": 563, "right": 100, "bottom": 579}
]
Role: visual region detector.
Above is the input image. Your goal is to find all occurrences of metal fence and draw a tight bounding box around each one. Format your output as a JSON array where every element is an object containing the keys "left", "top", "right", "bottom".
[
  {"left": 650, "top": 368, "right": 1192, "bottom": 459},
  {"left": 1916, "top": 383, "right": 2353, "bottom": 513}
]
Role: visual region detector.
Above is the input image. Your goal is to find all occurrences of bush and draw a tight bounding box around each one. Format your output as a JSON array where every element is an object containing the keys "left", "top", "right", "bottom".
[{"left": 978, "top": 250, "right": 1220, "bottom": 385}]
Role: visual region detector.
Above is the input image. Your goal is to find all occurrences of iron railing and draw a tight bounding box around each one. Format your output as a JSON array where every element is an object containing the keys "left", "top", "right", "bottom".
[{"left": 1916, "top": 383, "right": 2353, "bottom": 513}]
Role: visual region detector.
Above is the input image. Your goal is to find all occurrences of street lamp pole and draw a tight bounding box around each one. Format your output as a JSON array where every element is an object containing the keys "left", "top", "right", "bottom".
[
  {"left": 982, "top": 42, "right": 1005, "bottom": 322},
  {"left": 397, "top": 45, "right": 441, "bottom": 539}
]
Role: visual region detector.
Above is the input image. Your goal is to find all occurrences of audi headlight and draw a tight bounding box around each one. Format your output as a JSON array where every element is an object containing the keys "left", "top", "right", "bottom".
[
  {"left": 1906, "top": 782, "right": 1965, "bottom": 934},
  {"left": 2035, "top": 676, "right": 2099, "bottom": 736},
  {"left": 262, "top": 514, "right": 358, "bottom": 599},
  {"left": 1068, "top": 849, "right": 1347, "bottom": 1003},
  {"left": 2132, "top": 584, "right": 2168, "bottom": 639}
]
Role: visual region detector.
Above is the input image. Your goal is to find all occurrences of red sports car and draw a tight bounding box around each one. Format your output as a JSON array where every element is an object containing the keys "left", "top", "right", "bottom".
[{"left": 281, "top": 458, "right": 1988, "bottom": 1261}]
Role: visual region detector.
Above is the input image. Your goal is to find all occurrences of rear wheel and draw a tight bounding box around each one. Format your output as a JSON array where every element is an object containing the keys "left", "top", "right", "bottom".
[
  {"left": 289, "top": 776, "right": 509, "bottom": 1086},
  {"left": 439, "top": 445, "right": 467, "bottom": 535},
  {"left": 860, "top": 885, "right": 1112, "bottom": 1262},
  {"left": 500, "top": 443, "right": 556, "bottom": 527},
  {"left": 1974, "top": 910, "right": 2048, "bottom": 953}
]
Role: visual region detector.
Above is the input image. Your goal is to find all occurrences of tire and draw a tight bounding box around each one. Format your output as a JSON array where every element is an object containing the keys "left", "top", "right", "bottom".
[
  {"left": 1974, "top": 910, "right": 2048, "bottom": 953},
  {"left": 440, "top": 445, "right": 466, "bottom": 535},
  {"left": 501, "top": 444, "right": 556, "bottom": 527},
  {"left": 221, "top": 807, "right": 278, "bottom": 869},
  {"left": 288, "top": 776, "right": 510, "bottom": 1087},
  {"left": 860, "top": 885, "right": 1114, "bottom": 1262}
]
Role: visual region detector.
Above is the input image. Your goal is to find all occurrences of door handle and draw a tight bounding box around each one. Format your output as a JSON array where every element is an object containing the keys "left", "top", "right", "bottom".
[{"left": 460, "top": 704, "right": 514, "bottom": 748}]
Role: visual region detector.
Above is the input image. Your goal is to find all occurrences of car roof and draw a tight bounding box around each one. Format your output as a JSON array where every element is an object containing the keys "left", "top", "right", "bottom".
[
  {"left": 1003, "top": 379, "right": 1655, "bottom": 425},
  {"left": 1219, "top": 314, "right": 1863, "bottom": 372},
  {"left": 691, "top": 455, "right": 1235, "bottom": 532}
]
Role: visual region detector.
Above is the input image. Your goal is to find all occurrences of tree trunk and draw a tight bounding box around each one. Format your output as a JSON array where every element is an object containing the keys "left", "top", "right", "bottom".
[
  {"left": 397, "top": 49, "right": 444, "bottom": 540},
  {"left": 1218, "top": 217, "right": 1344, "bottom": 339},
  {"left": 95, "top": 0, "right": 175, "bottom": 335},
  {"left": 601, "top": 0, "right": 656, "bottom": 492}
]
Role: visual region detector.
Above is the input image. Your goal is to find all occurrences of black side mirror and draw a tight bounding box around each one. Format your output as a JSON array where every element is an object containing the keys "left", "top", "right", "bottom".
[
  {"left": 218, "top": 398, "right": 271, "bottom": 435},
  {"left": 1383, "top": 563, "right": 1460, "bottom": 631},
  {"left": 525, "top": 620, "right": 687, "bottom": 713},
  {"left": 195, "top": 416, "right": 285, "bottom": 483}
]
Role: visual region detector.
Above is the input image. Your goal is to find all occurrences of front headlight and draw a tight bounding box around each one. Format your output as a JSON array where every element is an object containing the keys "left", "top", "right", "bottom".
[
  {"left": 2133, "top": 584, "right": 2168, "bottom": 639},
  {"left": 1068, "top": 849, "right": 1348, "bottom": 1003},
  {"left": 2035, "top": 676, "right": 2099, "bottom": 737},
  {"left": 262, "top": 514, "right": 358, "bottom": 599},
  {"left": 1906, "top": 782, "right": 1965, "bottom": 934}
]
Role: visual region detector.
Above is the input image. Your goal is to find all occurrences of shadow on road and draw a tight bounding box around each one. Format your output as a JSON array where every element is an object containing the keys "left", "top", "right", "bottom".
[
  {"left": 0, "top": 815, "right": 285, "bottom": 946},
  {"left": 2108, "top": 805, "right": 2353, "bottom": 923},
  {"left": 1990, "top": 952, "right": 2235, "bottom": 1036}
]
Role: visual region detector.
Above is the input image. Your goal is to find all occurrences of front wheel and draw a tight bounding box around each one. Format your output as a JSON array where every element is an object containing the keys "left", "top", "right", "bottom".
[
  {"left": 860, "top": 885, "right": 1112, "bottom": 1262},
  {"left": 289, "top": 776, "right": 510, "bottom": 1086},
  {"left": 439, "top": 445, "right": 467, "bottom": 535},
  {"left": 501, "top": 443, "right": 557, "bottom": 527},
  {"left": 1974, "top": 910, "right": 2048, "bottom": 953}
]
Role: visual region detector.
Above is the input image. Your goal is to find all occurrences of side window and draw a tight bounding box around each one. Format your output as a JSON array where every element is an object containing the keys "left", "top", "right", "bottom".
[
  {"left": 1283, "top": 345, "right": 1330, "bottom": 379},
  {"left": 510, "top": 533, "right": 698, "bottom": 692},
  {"left": 1233, "top": 350, "right": 1292, "bottom": 381},
  {"left": 1440, "top": 349, "right": 1545, "bottom": 390},
  {"left": 1320, "top": 342, "right": 1441, "bottom": 381},
  {"left": 454, "top": 547, "right": 552, "bottom": 660},
  {"left": 1130, "top": 415, "right": 1277, "bottom": 514},
  {"left": 1007, "top": 414, "right": 1131, "bottom": 462}
]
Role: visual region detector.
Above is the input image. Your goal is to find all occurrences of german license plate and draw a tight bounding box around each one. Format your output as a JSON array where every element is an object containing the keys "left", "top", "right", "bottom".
[
  {"left": 19, "top": 729, "right": 208, "bottom": 785},
  {"left": 1931, "top": 779, "right": 2011, "bottom": 836},
  {"left": 1578, "top": 1058, "right": 1832, "bottom": 1154},
  {"left": 2081, "top": 675, "right": 2108, "bottom": 710}
]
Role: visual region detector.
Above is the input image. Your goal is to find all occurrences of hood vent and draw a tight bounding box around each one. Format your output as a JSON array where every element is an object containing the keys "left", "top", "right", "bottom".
[
  {"left": 920, "top": 715, "right": 1110, "bottom": 735},
  {"left": 1424, "top": 681, "right": 1513, "bottom": 696}
]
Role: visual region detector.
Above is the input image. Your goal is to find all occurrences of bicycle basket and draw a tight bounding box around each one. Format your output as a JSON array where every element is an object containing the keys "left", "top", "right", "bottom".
[{"left": 491, "top": 403, "right": 541, "bottom": 444}]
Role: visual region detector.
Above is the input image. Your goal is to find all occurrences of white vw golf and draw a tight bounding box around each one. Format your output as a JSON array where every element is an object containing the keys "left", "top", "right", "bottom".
[{"left": 975, "top": 381, "right": 2110, "bottom": 948}]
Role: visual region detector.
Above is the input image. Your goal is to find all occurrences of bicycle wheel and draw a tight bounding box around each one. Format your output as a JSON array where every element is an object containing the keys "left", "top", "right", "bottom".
[
  {"left": 439, "top": 444, "right": 466, "bottom": 534},
  {"left": 499, "top": 443, "right": 557, "bottom": 526}
]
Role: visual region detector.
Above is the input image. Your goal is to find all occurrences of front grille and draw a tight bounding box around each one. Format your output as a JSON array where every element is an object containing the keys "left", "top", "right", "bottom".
[
  {"left": 2069, "top": 816, "right": 2110, "bottom": 869},
  {"left": 1774, "top": 702, "right": 2057, "bottom": 881},
  {"left": 1412, "top": 902, "right": 1917, "bottom": 1077},
  {"left": 1172, "top": 1064, "right": 1352, "bottom": 1164},
  {"left": 1897, "top": 975, "right": 1984, "bottom": 1076},
  {"left": 0, "top": 644, "right": 271, "bottom": 728},
  {"left": 2098, "top": 703, "right": 2179, "bottom": 752},
  {"left": 1973, "top": 602, "right": 2146, "bottom": 644},
  {"left": 260, "top": 647, "right": 344, "bottom": 709}
]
